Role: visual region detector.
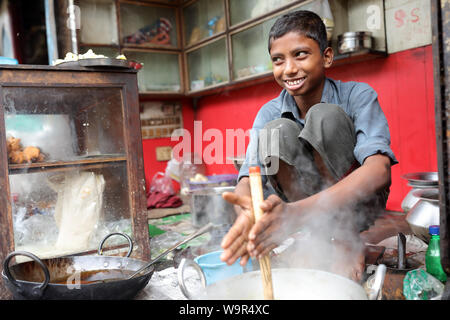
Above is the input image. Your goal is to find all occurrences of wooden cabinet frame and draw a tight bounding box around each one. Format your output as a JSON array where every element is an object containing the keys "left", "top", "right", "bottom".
[{"left": 0, "top": 65, "right": 150, "bottom": 298}]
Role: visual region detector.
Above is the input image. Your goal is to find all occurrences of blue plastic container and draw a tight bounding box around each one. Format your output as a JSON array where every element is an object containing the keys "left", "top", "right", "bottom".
[
  {"left": 0, "top": 57, "right": 18, "bottom": 65},
  {"left": 194, "top": 250, "right": 252, "bottom": 285}
]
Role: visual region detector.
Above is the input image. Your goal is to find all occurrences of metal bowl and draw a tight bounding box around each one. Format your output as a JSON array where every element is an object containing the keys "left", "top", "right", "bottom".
[{"left": 401, "top": 172, "right": 438, "bottom": 186}]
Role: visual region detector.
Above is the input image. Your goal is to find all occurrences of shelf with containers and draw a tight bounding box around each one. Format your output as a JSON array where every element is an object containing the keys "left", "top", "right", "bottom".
[
  {"left": 77, "top": 0, "right": 183, "bottom": 94},
  {"left": 0, "top": 65, "right": 150, "bottom": 269},
  {"left": 182, "top": 0, "right": 226, "bottom": 49},
  {"left": 75, "top": 0, "right": 387, "bottom": 97},
  {"left": 184, "top": 36, "right": 229, "bottom": 93},
  {"left": 184, "top": 0, "right": 388, "bottom": 96},
  {"left": 328, "top": 0, "right": 387, "bottom": 65}
]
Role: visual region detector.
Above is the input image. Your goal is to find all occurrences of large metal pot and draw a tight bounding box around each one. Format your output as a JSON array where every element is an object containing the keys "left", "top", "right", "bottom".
[
  {"left": 177, "top": 259, "right": 386, "bottom": 300},
  {"left": 1, "top": 233, "right": 154, "bottom": 300},
  {"left": 406, "top": 189, "right": 440, "bottom": 243}
]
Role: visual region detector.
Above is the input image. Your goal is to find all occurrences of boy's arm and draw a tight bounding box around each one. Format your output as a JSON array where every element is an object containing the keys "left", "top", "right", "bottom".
[{"left": 248, "top": 153, "right": 392, "bottom": 255}]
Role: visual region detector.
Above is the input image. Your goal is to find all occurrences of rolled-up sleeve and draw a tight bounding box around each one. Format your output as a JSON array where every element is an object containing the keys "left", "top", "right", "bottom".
[{"left": 351, "top": 86, "right": 398, "bottom": 165}]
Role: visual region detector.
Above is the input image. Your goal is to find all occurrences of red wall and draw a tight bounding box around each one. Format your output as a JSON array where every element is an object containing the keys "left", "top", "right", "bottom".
[
  {"left": 191, "top": 45, "right": 437, "bottom": 212},
  {"left": 141, "top": 98, "right": 194, "bottom": 191}
]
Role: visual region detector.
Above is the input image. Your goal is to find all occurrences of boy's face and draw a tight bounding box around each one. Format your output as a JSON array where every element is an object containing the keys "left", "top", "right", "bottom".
[{"left": 269, "top": 32, "right": 333, "bottom": 99}]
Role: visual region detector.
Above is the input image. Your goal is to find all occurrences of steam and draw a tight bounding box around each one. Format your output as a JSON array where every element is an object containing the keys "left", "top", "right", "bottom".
[{"left": 269, "top": 181, "right": 385, "bottom": 281}]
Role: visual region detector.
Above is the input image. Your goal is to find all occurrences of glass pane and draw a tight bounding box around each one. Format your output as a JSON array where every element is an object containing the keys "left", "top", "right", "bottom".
[
  {"left": 3, "top": 86, "right": 132, "bottom": 258},
  {"left": 9, "top": 165, "right": 131, "bottom": 258},
  {"left": 4, "top": 87, "right": 125, "bottom": 160},
  {"left": 232, "top": 18, "right": 275, "bottom": 80},
  {"left": 79, "top": 0, "right": 118, "bottom": 45},
  {"left": 183, "top": 0, "right": 225, "bottom": 46},
  {"left": 124, "top": 51, "right": 181, "bottom": 92},
  {"left": 187, "top": 38, "right": 228, "bottom": 91},
  {"left": 79, "top": 46, "right": 120, "bottom": 59},
  {"left": 229, "top": 0, "right": 296, "bottom": 26},
  {"left": 120, "top": 3, "right": 178, "bottom": 48}
]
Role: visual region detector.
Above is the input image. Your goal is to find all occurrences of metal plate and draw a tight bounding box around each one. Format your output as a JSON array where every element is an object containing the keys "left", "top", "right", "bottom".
[
  {"left": 56, "top": 58, "right": 131, "bottom": 69},
  {"left": 401, "top": 172, "right": 438, "bottom": 185}
]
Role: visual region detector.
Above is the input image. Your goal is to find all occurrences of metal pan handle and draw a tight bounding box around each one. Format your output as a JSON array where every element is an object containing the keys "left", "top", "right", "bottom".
[
  {"left": 2, "top": 251, "right": 50, "bottom": 299},
  {"left": 177, "top": 258, "right": 207, "bottom": 300},
  {"left": 97, "top": 232, "right": 133, "bottom": 257}
]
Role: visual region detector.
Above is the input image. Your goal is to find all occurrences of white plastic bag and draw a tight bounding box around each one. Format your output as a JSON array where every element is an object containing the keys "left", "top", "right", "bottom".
[{"left": 48, "top": 171, "right": 105, "bottom": 252}]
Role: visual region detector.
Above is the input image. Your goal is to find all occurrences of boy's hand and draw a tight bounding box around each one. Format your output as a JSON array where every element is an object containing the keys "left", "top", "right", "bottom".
[
  {"left": 220, "top": 192, "right": 254, "bottom": 266},
  {"left": 247, "top": 194, "right": 291, "bottom": 258}
]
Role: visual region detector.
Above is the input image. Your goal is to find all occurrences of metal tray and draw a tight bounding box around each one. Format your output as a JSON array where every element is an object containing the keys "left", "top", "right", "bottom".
[{"left": 56, "top": 58, "right": 131, "bottom": 69}]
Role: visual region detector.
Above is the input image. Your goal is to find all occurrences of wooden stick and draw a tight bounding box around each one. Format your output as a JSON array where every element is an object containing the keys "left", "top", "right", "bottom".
[{"left": 249, "top": 166, "right": 274, "bottom": 300}]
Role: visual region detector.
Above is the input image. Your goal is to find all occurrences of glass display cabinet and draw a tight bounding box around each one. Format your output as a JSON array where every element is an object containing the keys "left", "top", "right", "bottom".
[
  {"left": 123, "top": 50, "right": 182, "bottom": 93},
  {"left": 182, "top": 0, "right": 225, "bottom": 47},
  {"left": 73, "top": 0, "right": 387, "bottom": 96},
  {"left": 186, "top": 37, "right": 229, "bottom": 92},
  {"left": 231, "top": 17, "right": 276, "bottom": 81},
  {"left": 228, "top": 0, "right": 296, "bottom": 27},
  {"left": 119, "top": 2, "right": 179, "bottom": 49},
  {"left": 0, "top": 65, "right": 150, "bottom": 269},
  {"left": 79, "top": 0, "right": 119, "bottom": 45}
]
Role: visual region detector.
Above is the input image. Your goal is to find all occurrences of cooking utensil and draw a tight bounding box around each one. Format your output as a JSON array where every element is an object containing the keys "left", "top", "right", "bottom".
[
  {"left": 2, "top": 233, "right": 153, "bottom": 300},
  {"left": 397, "top": 232, "right": 406, "bottom": 270},
  {"left": 126, "top": 222, "right": 214, "bottom": 280},
  {"left": 401, "top": 172, "right": 438, "bottom": 213},
  {"left": 177, "top": 259, "right": 386, "bottom": 300},
  {"left": 249, "top": 166, "right": 273, "bottom": 300},
  {"left": 406, "top": 189, "right": 440, "bottom": 243}
]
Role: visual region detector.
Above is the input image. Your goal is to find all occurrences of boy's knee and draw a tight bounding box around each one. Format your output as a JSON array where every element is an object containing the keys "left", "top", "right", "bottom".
[
  {"left": 306, "top": 103, "right": 347, "bottom": 124},
  {"left": 262, "top": 118, "right": 301, "bottom": 137}
]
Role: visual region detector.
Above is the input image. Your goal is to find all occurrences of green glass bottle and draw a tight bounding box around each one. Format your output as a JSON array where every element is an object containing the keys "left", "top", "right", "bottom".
[{"left": 425, "top": 225, "right": 448, "bottom": 283}]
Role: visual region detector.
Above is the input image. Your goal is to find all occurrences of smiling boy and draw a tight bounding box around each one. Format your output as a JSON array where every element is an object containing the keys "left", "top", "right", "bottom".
[{"left": 220, "top": 10, "right": 398, "bottom": 281}]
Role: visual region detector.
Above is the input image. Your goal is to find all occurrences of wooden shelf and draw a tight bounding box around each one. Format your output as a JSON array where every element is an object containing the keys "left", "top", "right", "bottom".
[
  {"left": 332, "top": 49, "right": 388, "bottom": 67},
  {"left": 8, "top": 156, "right": 127, "bottom": 174}
]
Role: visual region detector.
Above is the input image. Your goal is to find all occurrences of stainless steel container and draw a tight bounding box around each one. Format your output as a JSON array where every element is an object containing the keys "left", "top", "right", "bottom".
[
  {"left": 401, "top": 172, "right": 438, "bottom": 213},
  {"left": 337, "top": 31, "right": 373, "bottom": 54},
  {"left": 406, "top": 189, "right": 440, "bottom": 243},
  {"left": 190, "top": 186, "right": 236, "bottom": 228}
]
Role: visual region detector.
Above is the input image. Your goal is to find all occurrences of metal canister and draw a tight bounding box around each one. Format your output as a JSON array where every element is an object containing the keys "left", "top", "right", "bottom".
[{"left": 337, "top": 31, "right": 373, "bottom": 54}]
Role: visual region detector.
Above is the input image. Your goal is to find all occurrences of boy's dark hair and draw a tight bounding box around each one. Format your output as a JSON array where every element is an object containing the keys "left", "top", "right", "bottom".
[{"left": 268, "top": 10, "right": 328, "bottom": 54}]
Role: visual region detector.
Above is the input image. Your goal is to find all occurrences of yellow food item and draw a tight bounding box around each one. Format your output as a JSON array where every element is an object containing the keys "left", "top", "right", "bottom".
[
  {"left": 23, "top": 146, "right": 44, "bottom": 163},
  {"left": 9, "top": 150, "right": 24, "bottom": 164},
  {"left": 7, "top": 136, "right": 21, "bottom": 153}
]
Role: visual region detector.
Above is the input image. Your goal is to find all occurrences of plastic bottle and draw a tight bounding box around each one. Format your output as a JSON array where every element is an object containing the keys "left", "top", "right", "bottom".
[{"left": 425, "top": 225, "right": 448, "bottom": 283}]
